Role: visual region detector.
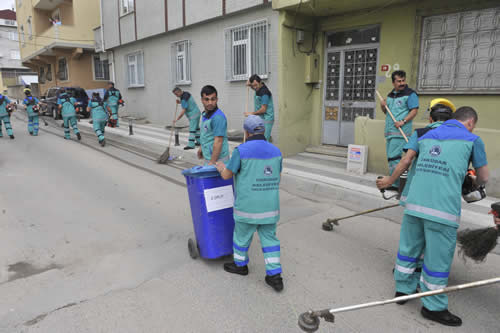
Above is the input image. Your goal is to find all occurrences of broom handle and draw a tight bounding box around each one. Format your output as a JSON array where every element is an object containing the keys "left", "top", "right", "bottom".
[
  {"left": 315, "top": 277, "right": 500, "bottom": 316},
  {"left": 167, "top": 103, "right": 179, "bottom": 149},
  {"left": 376, "top": 90, "right": 409, "bottom": 143},
  {"left": 244, "top": 85, "right": 250, "bottom": 143}
]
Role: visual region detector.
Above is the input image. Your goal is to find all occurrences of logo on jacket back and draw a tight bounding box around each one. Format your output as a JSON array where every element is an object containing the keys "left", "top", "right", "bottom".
[
  {"left": 429, "top": 145, "right": 442, "bottom": 157},
  {"left": 264, "top": 166, "right": 273, "bottom": 176}
]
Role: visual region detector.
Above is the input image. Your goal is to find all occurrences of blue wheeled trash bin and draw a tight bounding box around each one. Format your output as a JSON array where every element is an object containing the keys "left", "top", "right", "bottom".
[{"left": 182, "top": 165, "right": 235, "bottom": 259}]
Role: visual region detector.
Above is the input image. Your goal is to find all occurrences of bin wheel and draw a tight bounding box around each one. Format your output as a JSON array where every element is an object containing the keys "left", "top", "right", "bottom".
[{"left": 188, "top": 238, "right": 199, "bottom": 259}]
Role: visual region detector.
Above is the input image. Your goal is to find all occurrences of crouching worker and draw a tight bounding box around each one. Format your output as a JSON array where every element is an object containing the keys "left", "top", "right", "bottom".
[
  {"left": 87, "top": 92, "right": 108, "bottom": 147},
  {"left": 216, "top": 115, "right": 284, "bottom": 292}
]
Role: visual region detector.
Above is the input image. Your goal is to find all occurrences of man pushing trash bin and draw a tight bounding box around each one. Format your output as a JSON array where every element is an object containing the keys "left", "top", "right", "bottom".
[{"left": 216, "top": 115, "right": 284, "bottom": 292}]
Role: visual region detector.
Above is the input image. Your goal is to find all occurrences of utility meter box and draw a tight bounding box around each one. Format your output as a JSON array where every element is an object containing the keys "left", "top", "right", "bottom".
[
  {"left": 347, "top": 144, "right": 368, "bottom": 174},
  {"left": 305, "top": 54, "right": 319, "bottom": 84}
]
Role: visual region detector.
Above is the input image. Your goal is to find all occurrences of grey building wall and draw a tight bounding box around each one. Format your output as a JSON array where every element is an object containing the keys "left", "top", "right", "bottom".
[
  {"left": 119, "top": 13, "right": 135, "bottom": 45},
  {"left": 185, "top": 0, "right": 222, "bottom": 26},
  {"left": 102, "top": 0, "right": 120, "bottom": 49},
  {"left": 0, "top": 24, "right": 26, "bottom": 69},
  {"left": 111, "top": 5, "right": 280, "bottom": 141},
  {"left": 226, "top": 0, "right": 264, "bottom": 14},
  {"left": 136, "top": 0, "right": 165, "bottom": 40}
]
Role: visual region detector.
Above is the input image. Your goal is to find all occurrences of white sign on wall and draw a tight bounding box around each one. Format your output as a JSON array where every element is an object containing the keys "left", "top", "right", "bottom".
[{"left": 204, "top": 185, "right": 234, "bottom": 213}]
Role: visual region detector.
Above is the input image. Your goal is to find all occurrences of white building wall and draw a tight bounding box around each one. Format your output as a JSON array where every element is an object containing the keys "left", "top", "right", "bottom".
[
  {"left": 102, "top": 0, "right": 120, "bottom": 49},
  {"left": 226, "top": 0, "right": 263, "bottom": 14},
  {"left": 119, "top": 13, "right": 135, "bottom": 45},
  {"left": 136, "top": 0, "right": 165, "bottom": 39},
  {"left": 185, "top": 0, "right": 222, "bottom": 26},
  {"left": 113, "top": 5, "right": 280, "bottom": 142},
  {"left": 167, "top": 0, "right": 183, "bottom": 31}
]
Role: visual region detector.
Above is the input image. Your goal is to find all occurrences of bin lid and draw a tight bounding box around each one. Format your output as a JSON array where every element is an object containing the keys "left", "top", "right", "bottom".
[{"left": 182, "top": 165, "right": 220, "bottom": 178}]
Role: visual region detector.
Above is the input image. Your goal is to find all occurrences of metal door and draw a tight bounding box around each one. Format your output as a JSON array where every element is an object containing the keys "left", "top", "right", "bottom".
[{"left": 322, "top": 46, "right": 378, "bottom": 146}]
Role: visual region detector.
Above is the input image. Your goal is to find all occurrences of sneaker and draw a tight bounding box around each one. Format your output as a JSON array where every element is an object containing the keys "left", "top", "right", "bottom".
[
  {"left": 9, "top": 135, "right": 14, "bottom": 139},
  {"left": 184, "top": 146, "right": 195, "bottom": 150},
  {"left": 421, "top": 307, "right": 462, "bottom": 327},
  {"left": 223, "top": 262, "right": 248, "bottom": 276},
  {"left": 100, "top": 139, "right": 106, "bottom": 147},
  {"left": 76, "top": 133, "right": 81, "bottom": 141},
  {"left": 265, "top": 273, "right": 284, "bottom": 292}
]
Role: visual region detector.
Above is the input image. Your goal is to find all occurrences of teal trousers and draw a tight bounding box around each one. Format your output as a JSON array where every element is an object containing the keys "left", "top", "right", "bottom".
[
  {"left": 109, "top": 105, "right": 119, "bottom": 127},
  {"left": 232, "top": 221, "right": 282, "bottom": 276},
  {"left": 386, "top": 136, "right": 406, "bottom": 188},
  {"left": 28, "top": 115, "right": 39, "bottom": 135},
  {"left": 394, "top": 214, "right": 457, "bottom": 311},
  {"left": 187, "top": 115, "right": 201, "bottom": 148},
  {"left": 63, "top": 115, "right": 80, "bottom": 139},
  {"left": 93, "top": 118, "right": 107, "bottom": 142},
  {"left": 264, "top": 120, "right": 274, "bottom": 142},
  {"left": 0, "top": 115, "right": 13, "bottom": 137}
]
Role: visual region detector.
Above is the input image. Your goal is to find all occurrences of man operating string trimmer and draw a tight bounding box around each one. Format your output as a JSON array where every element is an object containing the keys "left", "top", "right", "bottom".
[{"left": 377, "top": 106, "right": 489, "bottom": 327}]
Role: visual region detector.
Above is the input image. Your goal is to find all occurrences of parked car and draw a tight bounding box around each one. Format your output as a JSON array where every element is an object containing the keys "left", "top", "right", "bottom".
[{"left": 41, "top": 87, "right": 90, "bottom": 119}]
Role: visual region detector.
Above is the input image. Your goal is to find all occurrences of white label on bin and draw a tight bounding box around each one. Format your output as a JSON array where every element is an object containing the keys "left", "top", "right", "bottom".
[{"left": 204, "top": 185, "right": 234, "bottom": 213}]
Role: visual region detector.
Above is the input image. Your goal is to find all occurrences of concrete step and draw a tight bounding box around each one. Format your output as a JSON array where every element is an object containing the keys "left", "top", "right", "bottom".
[{"left": 305, "top": 145, "right": 348, "bottom": 158}]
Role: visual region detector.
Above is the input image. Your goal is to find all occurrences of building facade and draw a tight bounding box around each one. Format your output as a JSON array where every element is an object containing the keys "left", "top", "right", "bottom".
[
  {"left": 98, "top": 0, "right": 279, "bottom": 139},
  {"left": 0, "top": 9, "right": 33, "bottom": 94},
  {"left": 16, "top": 0, "right": 108, "bottom": 96},
  {"left": 273, "top": 0, "right": 500, "bottom": 196}
]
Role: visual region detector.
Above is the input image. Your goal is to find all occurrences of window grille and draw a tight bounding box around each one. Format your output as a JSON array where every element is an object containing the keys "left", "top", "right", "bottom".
[
  {"left": 418, "top": 7, "right": 500, "bottom": 93},
  {"left": 225, "top": 20, "right": 269, "bottom": 81}
]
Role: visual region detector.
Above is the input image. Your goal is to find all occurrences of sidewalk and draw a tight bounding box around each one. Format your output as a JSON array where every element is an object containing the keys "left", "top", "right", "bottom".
[{"left": 75, "top": 117, "right": 499, "bottom": 233}]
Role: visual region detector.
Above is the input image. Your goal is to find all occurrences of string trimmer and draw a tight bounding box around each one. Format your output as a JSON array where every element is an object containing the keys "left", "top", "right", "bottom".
[{"left": 298, "top": 277, "right": 500, "bottom": 332}]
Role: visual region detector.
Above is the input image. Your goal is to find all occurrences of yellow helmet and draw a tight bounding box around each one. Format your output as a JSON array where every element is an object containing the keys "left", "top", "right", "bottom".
[
  {"left": 24, "top": 87, "right": 31, "bottom": 95},
  {"left": 429, "top": 98, "right": 456, "bottom": 113}
]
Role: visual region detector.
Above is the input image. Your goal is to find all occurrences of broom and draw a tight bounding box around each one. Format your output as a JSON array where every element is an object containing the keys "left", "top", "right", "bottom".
[
  {"left": 457, "top": 202, "right": 500, "bottom": 262},
  {"left": 157, "top": 102, "right": 179, "bottom": 164}
]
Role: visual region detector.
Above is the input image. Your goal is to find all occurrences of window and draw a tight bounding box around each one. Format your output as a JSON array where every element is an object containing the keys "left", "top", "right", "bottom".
[
  {"left": 58, "top": 58, "right": 68, "bottom": 81},
  {"left": 27, "top": 17, "right": 32, "bottom": 39},
  {"left": 225, "top": 20, "right": 268, "bottom": 81},
  {"left": 10, "top": 50, "right": 20, "bottom": 60},
  {"left": 39, "top": 66, "right": 46, "bottom": 84},
  {"left": 20, "top": 25, "right": 25, "bottom": 46},
  {"left": 171, "top": 40, "right": 191, "bottom": 85},
  {"left": 9, "top": 31, "right": 18, "bottom": 41},
  {"left": 46, "top": 64, "right": 52, "bottom": 81},
  {"left": 418, "top": 7, "right": 500, "bottom": 94},
  {"left": 4, "top": 20, "right": 16, "bottom": 26},
  {"left": 93, "top": 54, "right": 110, "bottom": 80},
  {"left": 127, "top": 51, "right": 144, "bottom": 87},
  {"left": 120, "top": 0, "right": 134, "bottom": 16}
]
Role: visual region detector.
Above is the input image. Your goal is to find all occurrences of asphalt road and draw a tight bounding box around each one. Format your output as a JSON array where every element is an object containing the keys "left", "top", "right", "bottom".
[{"left": 0, "top": 115, "right": 498, "bottom": 333}]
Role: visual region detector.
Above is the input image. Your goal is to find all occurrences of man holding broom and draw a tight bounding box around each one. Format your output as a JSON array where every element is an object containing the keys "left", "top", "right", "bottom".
[
  {"left": 245, "top": 74, "right": 274, "bottom": 141},
  {"left": 172, "top": 87, "right": 201, "bottom": 150},
  {"left": 379, "top": 107, "right": 489, "bottom": 326},
  {"left": 380, "top": 70, "right": 419, "bottom": 190}
]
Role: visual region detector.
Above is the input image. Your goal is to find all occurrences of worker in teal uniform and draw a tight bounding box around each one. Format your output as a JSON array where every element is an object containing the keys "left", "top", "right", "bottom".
[
  {"left": 216, "top": 115, "right": 284, "bottom": 292},
  {"left": 377, "top": 98, "right": 456, "bottom": 296},
  {"left": 0, "top": 93, "right": 14, "bottom": 139},
  {"left": 57, "top": 89, "right": 81, "bottom": 140},
  {"left": 245, "top": 74, "right": 274, "bottom": 141},
  {"left": 172, "top": 87, "right": 201, "bottom": 150},
  {"left": 103, "top": 81, "right": 123, "bottom": 127},
  {"left": 87, "top": 92, "right": 108, "bottom": 147},
  {"left": 378, "top": 107, "right": 489, "bottom": 326},
  {"left": 197, "top": 85, "right": 229, "bottom": 165},
  {"left": 380, "top": 70, "right": 419, "bottom": 190},
  {"left": 23, "top": 88, "right": 41, "bottom": 136}
]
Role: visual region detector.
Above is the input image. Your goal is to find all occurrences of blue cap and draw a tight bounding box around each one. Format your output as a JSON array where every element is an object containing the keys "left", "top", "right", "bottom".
[{"left": 244, "top": 115, "right": 265, "bottom": 134}]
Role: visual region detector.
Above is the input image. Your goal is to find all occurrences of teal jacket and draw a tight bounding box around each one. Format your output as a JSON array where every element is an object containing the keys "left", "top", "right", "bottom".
[{"left": 385, "top": 86, "right": 418, "bottom": 139}]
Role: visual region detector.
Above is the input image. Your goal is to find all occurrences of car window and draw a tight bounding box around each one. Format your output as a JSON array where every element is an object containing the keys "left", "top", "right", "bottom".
[
  {"left": 47, "top": 89, "right": 56, "bottom": 98},
  {"left": 74, "top": 89, "right": 88, "bottom": 99}
]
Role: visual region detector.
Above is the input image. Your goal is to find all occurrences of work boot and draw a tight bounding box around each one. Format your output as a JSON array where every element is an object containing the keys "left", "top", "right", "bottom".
[
  {"left": 100, "top": 139, "right": 106, "bottom": 147},
  {"left": 77, "top": 133, "right": 81, "bottom": 141},
  {"left": 265, "top": 273, "right": 284, "bottom": 292},
  {"left": 9, "top": 135, "right": 14, "bottom": 139},
  {"left": 184, "top": 146, "right": 194, "bottom": 150},
  {"left": 223, "top": 262, "right": 248, "bottom": 276},
  {"left": 195, "top": 142, "right": 201, "bottom": 146},
  {"left": 29, "top": 132, "right": 33, "bottom": 136},
  {"left": 394, "top": 290, "right": 417, "bottom": 305},
  {"left": 421, "top": 307, "right": 462, "bottom": 327}
]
